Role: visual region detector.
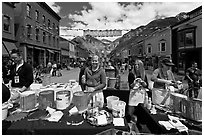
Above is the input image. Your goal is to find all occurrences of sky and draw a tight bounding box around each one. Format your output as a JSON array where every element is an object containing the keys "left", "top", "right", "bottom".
[{"left": 46, "top": 1, "right": 202, "bottom": 41}]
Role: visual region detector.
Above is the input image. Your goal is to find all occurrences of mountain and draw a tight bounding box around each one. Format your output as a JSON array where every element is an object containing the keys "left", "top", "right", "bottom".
[{"left": 71, "top": 35, "right": 107, "bottom": 56}]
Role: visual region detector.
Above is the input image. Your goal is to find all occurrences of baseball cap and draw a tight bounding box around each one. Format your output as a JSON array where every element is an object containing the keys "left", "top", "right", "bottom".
[{"left": 161, "top": 58, "right": 175, "bottom": 66}]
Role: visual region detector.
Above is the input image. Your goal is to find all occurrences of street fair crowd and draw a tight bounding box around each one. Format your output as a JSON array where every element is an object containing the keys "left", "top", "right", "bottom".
[{"left": 2, "top": 49, "right": 202, "bottom": 135}]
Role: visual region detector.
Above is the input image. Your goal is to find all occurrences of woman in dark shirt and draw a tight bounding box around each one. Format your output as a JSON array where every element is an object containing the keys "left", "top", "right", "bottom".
[{"left": 128, "top": 59, "right": 148, "bottom": 123}]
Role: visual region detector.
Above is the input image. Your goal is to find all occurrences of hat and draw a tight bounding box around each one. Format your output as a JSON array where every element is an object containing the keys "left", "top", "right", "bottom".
[{"left": 161, "top": 58, "right": 174, "bottom": 66}]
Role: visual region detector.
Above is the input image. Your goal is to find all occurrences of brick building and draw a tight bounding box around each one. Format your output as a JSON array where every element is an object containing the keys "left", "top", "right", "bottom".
[
  {"left": 2, "top": 2, "right": 17, "bottom": 58},
  {"left": 14, "top": 2, "right": 61, "bottom": 68}
]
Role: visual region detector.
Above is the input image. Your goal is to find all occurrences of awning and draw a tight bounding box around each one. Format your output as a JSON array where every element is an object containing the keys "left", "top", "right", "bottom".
[
  {"left": 177, "top": 24, "right": 196, "bottom": 31},
  {"left": 34, "top": 46, "right": 45, "bottom": 50},
  {"left": 2, "top": 41, "right": 17, "bottom": 56},
  {"left": 47, "top": 49, "right": 54, "bottom": 54}
]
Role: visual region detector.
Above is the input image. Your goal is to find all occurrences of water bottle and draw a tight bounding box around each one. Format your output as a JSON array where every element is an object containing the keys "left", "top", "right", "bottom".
[
  {"left": 144, "top": 93, "right": 148, "bottom": 108},
  {"left": 147, "top": 97, "right": 152, "bottom": 110}
]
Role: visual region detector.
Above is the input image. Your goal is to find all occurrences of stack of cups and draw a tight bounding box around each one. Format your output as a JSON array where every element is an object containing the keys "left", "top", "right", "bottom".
[{"left": 106, "top": 96, "right": 119, "bottom": 110}]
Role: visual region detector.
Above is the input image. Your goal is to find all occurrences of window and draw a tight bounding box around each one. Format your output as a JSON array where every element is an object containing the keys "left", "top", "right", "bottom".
[
  {"left": 178, "top": 29, "right": 195, "bottom": 49},
  {"left": 56, "top": 38, "right": 59, "bottom": 47},
  {"left": 159, "top": 40, "right": 166, "bottom": 52},
  {"left": 3, "top": 15, "right": 10, "bottom": 32},
  {"left": 56, "top": 26, "right": 59, "bottom": 34},
  {"left": 178, "top": 31, "right": 184, "bottom": 48},
  {"left": 42, "top": 15, "right": 46, "bottom": 24},
  {"left": 160, "top": 42, "right": 166, "bottom": 52},
  {"left": 53, "top": 23, "right": 55, "bottom": 31},
  {"left": 48, "top": 19, "right": 51, "bottom": 29},
  {"left": 147, "top": 46, "right": 152, "bottom": 53},
  {"left": 49, "top": 34, "right": 51, "bottom": 45},
  {"left": 35, "top": 10, "right": 39, "bottom": 21},
  {"left": 27, "top": 25, "right": 32, "bottom": 39},
  {"left": 35, "top": 28, "right": 39, "bottom": 41},
  {"left": 53, "top": 36, "right": 55, "bottom": 46},
  {"left": 27, "top": 4, "right": 31, "bottom": 17},
  {"left": 185, "top": 31, "right": 194, "bottom": 46},
  {"left": 43, "top": 32, "right": 46, "bottom": 43}
]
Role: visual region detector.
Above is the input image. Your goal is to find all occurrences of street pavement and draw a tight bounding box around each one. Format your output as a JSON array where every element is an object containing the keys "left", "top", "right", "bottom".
[
  {"left": 50, "top": 67, "right": 187, "bottom": 90},
  {"left": 50, "top": 67, "right": 81, "bottom": 84}
]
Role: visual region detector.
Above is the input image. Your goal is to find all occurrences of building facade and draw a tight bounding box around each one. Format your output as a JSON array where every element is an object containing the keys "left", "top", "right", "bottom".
[
  {"left": 60, "top": 37, "right": 76, "bottom": 67},
  {"left": 2, "top": 2, "right": 17, "bottom": 58},
  {"left": 144, "top": 27, "right": 172, "bottom": 69},
  {"left": 171, "top": 6, "right": 202, "bottom": 74},
  {"left": 14, "top": 2, "right": 61, "bottom": 68}
]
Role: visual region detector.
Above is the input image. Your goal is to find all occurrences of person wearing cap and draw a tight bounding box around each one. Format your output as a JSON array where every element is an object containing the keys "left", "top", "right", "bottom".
[
  {"left": 8, "top": 49, "right": 34, "bottom": 92},
  {"left": 151, "top": 58, "right": 176, "bottom": 106},
  {"left": 83, "top": 55, "right": 106, "bottom": 108}
]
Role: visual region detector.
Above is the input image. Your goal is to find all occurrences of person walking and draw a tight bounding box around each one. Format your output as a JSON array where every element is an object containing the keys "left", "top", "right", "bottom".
[
  {"left": 52, "top": 62, "right": 57, "bottom": 76},
  {"left": 57, "top": 62, "right": 62, "bottom": 77}
]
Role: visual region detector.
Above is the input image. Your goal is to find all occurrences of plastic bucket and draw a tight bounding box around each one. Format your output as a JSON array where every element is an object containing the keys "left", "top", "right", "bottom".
[
  {"left": 20, "top": 91, "right": 36, "bottom": 111},
  {"left": 112, "top": 100, "right": 126, "bottom": 118},
  {"left": 170, "top": 93, "right": 187, "bottom": 113},
  {"left": 72, "top": 91, "right": 89, "bottom": 113},
  {"left": 106, "top": 96, "right": 119, "bottom": 109},
  {"left": 38, "top": 90, "right": 54, "bottom": 110},
  {"left": 2, "top": 103, "right": 8, "bottom": 120},
  {"left": 108, "top": 78, "right": 117, "bottom": 88},
  {"left": 56, "top": 90, "right": 71, "bottom": 110}
]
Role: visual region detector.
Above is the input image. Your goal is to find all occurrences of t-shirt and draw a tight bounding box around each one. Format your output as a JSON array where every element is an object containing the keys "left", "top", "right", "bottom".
[
  {"left": 152, "top": 68, "right": 175, "bottom": 89},
  {"left": 186, "top": 67, "right": 201, "bottom": 82}
]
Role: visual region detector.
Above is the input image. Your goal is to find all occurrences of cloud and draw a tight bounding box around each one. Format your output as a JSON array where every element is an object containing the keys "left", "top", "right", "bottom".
[
  {"left": 61, "top": 2, "right": 201, "bottom": 41},
  {"left": 46, "top": 2, "right": 61, "bottom": 13},
  {"left": 68, "top": 2, "right": 201, "bottom": 30}
]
